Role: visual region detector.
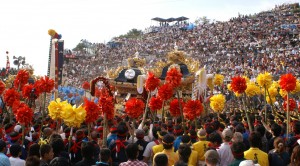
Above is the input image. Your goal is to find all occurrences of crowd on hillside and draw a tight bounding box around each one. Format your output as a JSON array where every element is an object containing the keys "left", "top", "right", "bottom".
[{"left": 62, "top": 3, "right": 300, "bottom": 88}]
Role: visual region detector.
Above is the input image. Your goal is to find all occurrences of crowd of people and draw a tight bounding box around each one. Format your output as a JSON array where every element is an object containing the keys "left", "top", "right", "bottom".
[
  {"left": 62, "top": 3, "right": 300, "bottom": 88},
  {"left": 2, "top": 2, "right": 300, "bottom": 166},
  {"left": 1, "top": 109, "right": 300, "bottom": 166}
]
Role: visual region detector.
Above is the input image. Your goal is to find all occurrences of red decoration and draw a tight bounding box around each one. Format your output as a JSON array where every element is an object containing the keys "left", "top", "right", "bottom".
[
  {"left": 166, "top": 68, "right": 182, "bottom": 88},
  {"left": 279, "top": 73, "right": 297, "bottom": 92},
  {"left": 16, "top": 104, "right": 33, "bottom": 125},
  {"left": 283, "top": 98, "right": 296, "bottom": 112},
  {"left": 149, "top": 97, "right": 163, "bottom": 111},
  {"left": 125, "top": 98, "right": 145, "bottom": 119},
  {"left": 0, "top": 81, "right": 5, "bottom": 95},
  {"left": 145, "top": 72, "right": 160, "bottom": 91},
  {"left": 22, "top": 84, "right": 39, "bottom": 99},
  {"left": 3, "top": 88, "right": 20, "bottom": 107},
  {"left": 12, "top": 100, "right": 26, "bottom": 114},
  {"left": 82, "top": 81, "right": 90, "bottom": 90},
  {"left": 84, "top": 98, "right": 100, "bottom": 123},
  {"left": 157, "top": 83, "right": 173, "bottom": 100},
  {"left": 230, "top": 76, "right": 247, "bottom": 94},
  {"left": 169, "top": 99, "right": 185, "bottom": 117},
  {"left": 35, "top": 76, "right": 54, "bottom": 93},
  {"left": 14, "top": 69, "right": 29, "bottom": 89},
  {"left": 183, "top": 100, "right": 203, "bottom": 120},
  {"left": 98, "top": 94, "right": 114, "bottom": 120}
]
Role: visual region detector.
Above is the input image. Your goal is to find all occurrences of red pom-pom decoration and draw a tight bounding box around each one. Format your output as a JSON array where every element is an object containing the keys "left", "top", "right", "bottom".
[
  {"left": 157, "top": 83, "right": 173, "bottom": 101},
  {"left": 169, "top": 99, "right": 185, "bottom": 117},
  {"left": 0, "top": 81, "right": 5, "bottom": 95},
  {"left": 183, "top": 100, "right": 203, "bottom": 120},
  {"left": 145, "top": 72, "right": 160, "bottom": 91},
  {"left": 230, "top": 76, "right": 247, "bottom": 94},
  {"left": 35, "top": 76, "right": 54, "bottom": 93},
  {"left": 3, "top": 88, "right": 20, "bottom": 107},
  {"left": 22, "top": 84, "right": 39, "bottom": 99},
  {"left": 16, "top": 104, "right": 33, "bottom": 125},
  {"left": 14, "top": 69, "right": 29, "bottom": 89},
  {"left": 82, "top": 81, "right": 90, "bottom": 90},
  {"left": 166, "top": 68, "right": 182, "bottom": 88},
  {"left": 279, "top": 73, "right": 297, "bottom": 92},
  {"left": 283, "top": 98, "right": 296, "bottom": 112},
  {"left": 149, "top": 97, "right": 163, "bottom": 111},
  {"left": 125, "top": 98, "right": 145, "bottom": 119},
  {"left": 98, "top": 94, "right": 114, "bottom": 120},
  {"left": 84, "top": 98, "right": 100, "bottom": 123}
]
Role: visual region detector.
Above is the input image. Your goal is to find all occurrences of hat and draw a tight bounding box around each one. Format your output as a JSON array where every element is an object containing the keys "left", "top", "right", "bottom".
[
  {"left": 204, "top": 150, "right": 219, "bottom": 163},
  {"left": 222, "top": 128, "right": 233, "bottom": 139},
  {"left": 14, "top": 125, "right": 22, "bottom": 133},
  {"left": 239, "top": 160, "right": 260, "bottom": 166}
]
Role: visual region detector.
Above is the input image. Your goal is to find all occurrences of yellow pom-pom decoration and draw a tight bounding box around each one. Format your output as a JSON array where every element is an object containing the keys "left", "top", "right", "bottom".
[
  {"left": 245, "top": 82, "right": 260, "bottom": 97},
  {"left": 210, "top": 94, "right": 226, "bottom": 112},
  {"left": 48, "top": 29, "right": 56, "bottom": 37},
  {"left": 234, "top": 92, "right": 241, "bottom": 97},
  {"left": 292, "top": 80, "right": 300, "bottom": 94},
  {"left": 207, "top": 77, "right": 214, "bottom": 90},
  {"left": 271, "top": 81, "right": 279, "bottom": 89},
  {"left": 243, "top": 76, "right": 250, "bottom": 83},
  {"left": 48, "top": 98, "right": 67, "bottom": 120},
  {"left": 213, "top": 74, "right": 224, "bottom": 86},
  {"left": 227, "top": 84, "right": 232, "bottom": 91},
  {"left": 61, "top": 104, "right": 86, "bottom": 128},
  {"left": 266, "top": 96, "right": 276, "bottom": 104},
  {"left": 267, "top": 86, "right": 278, "bottom": 97},
  {"left": 256, "top": 72, "right": 273, "bottom": 88},
  {"left": 279, "top": 89, "right": 287, "bottom": 98}
]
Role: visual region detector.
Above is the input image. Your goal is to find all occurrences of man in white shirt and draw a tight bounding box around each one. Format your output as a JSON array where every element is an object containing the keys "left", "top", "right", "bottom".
[
  {"left": 217, "top": 128, "right": 234, "bottom": 166},
  {"left": 9, "top": 144, "right": 25, "bottom": 166}
]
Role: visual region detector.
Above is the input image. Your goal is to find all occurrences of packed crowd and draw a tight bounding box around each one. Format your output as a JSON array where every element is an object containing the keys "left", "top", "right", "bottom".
[
  {"left": 1, "top": 110, "right": 300, "bottom": 166},
  {"left": 62, "top": 3, "right": 300, "bottom": 88}
]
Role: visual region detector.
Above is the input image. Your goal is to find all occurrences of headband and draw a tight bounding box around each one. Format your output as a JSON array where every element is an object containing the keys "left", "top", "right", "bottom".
[
  {"left": 162, "top": 140, "right": 173, "bottom": 145},
  {"left": 157, "top": 131, "right": 163, "bottom": 139},
  {"left": 5, "top": 126, "right": 14, "bottom": 134}
]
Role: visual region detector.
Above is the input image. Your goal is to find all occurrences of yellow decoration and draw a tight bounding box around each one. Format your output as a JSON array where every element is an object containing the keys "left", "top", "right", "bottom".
[
  {"left": 61, "top": 104, "right": 86, "bottom": 128},
  {"left": 245, "top": 82, "right": 260, "bottom": 97},
  {"left": 213, "top": 74, "right": 224, "bottom": 86},
  {"left": 243, "top": 76, "right": 250, "bottom": 83},
  {"left": 266, "top": 96, "right": 276, "bottom": 104},
  {"left": 38, "top": 138, "right": 49, "bottom": 146},
  {"left": 271, "top": 81, "right": 279, "bottom": 89},
  {"left": 48, "top": 29, "right": 56, "bottom": 37},
  {"left": 48, "top": 98, "right": 68, "bottom": 120},
  {"left": 210, "top": 94, "right": 226, "bottom": 112},
  {"left": 227, "top": 84, "right": 232, "bottom": 91},
  {"left": 268, "top": 86, "right": 278, "bottom": 97},
  {"left": 279, "top": 89, "right": 287, "bottom": 98},
  {"left": 234, "top": 92, "right": 241, "bottom": 97},
  {"left": 256, "top": 72, "right": 273, "bottom": 88},
  {"left": 207, "top": 77, "right": 214, "bottom": 90},
  {"left": 292, "top": 80, "right": 300, "bottom": 94}
]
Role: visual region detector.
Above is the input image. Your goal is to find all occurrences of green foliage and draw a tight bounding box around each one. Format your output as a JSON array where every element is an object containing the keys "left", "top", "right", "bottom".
[
  {"left": 117, "top": 28, "right": 142, "bottom": 39},
  {"left": 73, "top": 42, "right": 86, "bottom": 51}
]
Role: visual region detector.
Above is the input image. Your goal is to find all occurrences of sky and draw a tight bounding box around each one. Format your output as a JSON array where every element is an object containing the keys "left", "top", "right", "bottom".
[{"left": 0, "top": 0, "right": 296, "bottom": 76}]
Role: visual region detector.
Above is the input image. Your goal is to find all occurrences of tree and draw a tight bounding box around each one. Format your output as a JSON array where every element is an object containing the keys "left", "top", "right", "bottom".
[
  {"left": 194, "top": 16, "right": 210, "bottom": 25},
  {"left": 118, "top": 28, "right": 142, "bottom": 38}
]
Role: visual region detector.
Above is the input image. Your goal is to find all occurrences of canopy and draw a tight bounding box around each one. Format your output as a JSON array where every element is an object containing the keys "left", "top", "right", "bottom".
[
  {"left": 151, "top": 17, "right": 166, "bottom": 22},
  {"left": 151, "top": 16, "right": 189, "bottom": 22}
]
